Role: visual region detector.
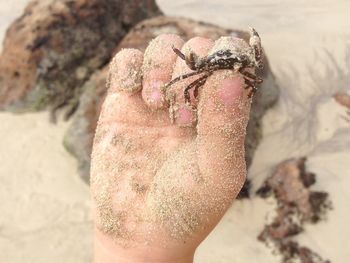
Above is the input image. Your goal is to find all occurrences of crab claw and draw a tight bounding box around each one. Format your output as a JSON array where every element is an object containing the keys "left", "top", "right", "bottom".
[
  {"left": 249, "top": 27, "right": 260, "bottom": 38},
  {"left": 172, "top": 45, "right": 186, "bottom": 61},
  {"left": 248, "top": 27, "right": 264, "bottom": 70},
  {"left": 185, "top": 50, "right": 199, "bottom": 71}
]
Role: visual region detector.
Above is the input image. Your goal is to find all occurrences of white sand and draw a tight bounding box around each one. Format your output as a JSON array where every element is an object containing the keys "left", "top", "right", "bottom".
[
  {"left": 1, "top": 1, "right": 350, "bottom": 262},
  {"left": 0, "top": 113, "right": 92, "bottom": 262}
]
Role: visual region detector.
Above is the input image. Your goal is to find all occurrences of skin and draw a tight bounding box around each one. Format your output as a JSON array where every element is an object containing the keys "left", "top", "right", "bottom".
[{"left": 91, "top": 34, "right": 253, "bottom": 263}]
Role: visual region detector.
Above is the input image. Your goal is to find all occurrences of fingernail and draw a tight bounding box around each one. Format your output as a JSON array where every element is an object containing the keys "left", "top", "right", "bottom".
[
  {"left": 143, "top": 80, "right": 166, "bottom": 108},
  {"left": 218, "top": 77, "right": 244, "bottom": 109},
  {"left": 175, "top": 104, "right": 197, "bottom": 127}
]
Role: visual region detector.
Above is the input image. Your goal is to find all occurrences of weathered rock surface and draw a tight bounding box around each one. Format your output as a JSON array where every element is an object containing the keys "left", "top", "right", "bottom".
[
  {"left": 64, "top": 16, "right": 280, "bottom": 183},
  {"left": 0, "top": 0, "right": 161, "bottom": 120},
  {"left": 257, "top": 157, "right": 331, "bottom": 263}
]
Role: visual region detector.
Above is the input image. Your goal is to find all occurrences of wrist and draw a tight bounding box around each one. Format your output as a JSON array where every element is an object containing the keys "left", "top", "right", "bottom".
[{"left": 94, "top": 228, "right": 195, "bottom": 263}]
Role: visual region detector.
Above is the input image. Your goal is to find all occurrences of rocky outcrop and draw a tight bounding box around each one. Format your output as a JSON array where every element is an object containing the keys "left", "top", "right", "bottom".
[
  {"left": 64, "top": 16, "right": 280, "bottom": 183},
  {"left": 0, "top": 0, "right": 161, "bottom": 120}
]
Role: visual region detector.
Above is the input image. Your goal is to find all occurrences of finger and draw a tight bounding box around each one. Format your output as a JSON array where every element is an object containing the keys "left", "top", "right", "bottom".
[
  {"left": 142, "top": 34, "right": 184, "bottom": 109},
  {"left": 108, "top": 49, "right": 143, "bottom": 94},
  {"left": 99, "top": 49, "right": 169, "bottom": 127},
  {"left": 196, "top": 37, "right": 253, "bottom": 196},
  {"left": 170, "top": 37, "right": 214, "bottom": 127}
]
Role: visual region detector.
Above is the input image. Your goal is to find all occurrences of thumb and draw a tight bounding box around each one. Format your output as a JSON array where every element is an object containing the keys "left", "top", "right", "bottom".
[{"left": 196, "top": 70, "right": 252, "bottom": 196}]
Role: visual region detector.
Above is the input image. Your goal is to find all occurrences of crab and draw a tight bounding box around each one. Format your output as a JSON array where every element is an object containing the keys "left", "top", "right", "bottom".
[{"left": 163, "top": 27, "right": 264, "bottom": 105}]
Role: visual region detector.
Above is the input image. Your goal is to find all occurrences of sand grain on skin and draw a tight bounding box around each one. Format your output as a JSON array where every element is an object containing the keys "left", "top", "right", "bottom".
[{"left": 109, "top": 49, "right": 143, "bottom": 93}]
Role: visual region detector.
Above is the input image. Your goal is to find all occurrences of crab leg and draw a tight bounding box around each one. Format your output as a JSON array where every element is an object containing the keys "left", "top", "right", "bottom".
[
  {"left": 247, "top": 86, "right": 258, "bottom": 98},
  {"left": 184, "top": 73, "right": 212, "bottom": 104},
  {"left": 172, "top": 46, "right": 186, "bottom": 60},
  {"left": 239, "top": 69, "right": 262, "bottom": 97},
  {"left": 164, "top": 70, "right": 206, "bottom": 89},
  {"left": 249, "top": 27, "right": 263, "bottom": 69},
  {"left": 243, "top": 78, "right": 255, "bottom": 88},
  {"left": 241, "top": 70, "right": 263, "bottom": 83}
]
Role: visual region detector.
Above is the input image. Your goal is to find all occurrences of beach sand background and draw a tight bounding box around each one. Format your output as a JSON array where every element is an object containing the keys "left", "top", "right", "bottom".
[{"left": 1, "top": 0, "right": 350, "bottom": 262}]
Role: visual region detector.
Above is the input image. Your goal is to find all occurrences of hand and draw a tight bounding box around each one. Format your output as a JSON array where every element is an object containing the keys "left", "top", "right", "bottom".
[{"left": 91, "top": 34, "right": 252, "bottom": 263}]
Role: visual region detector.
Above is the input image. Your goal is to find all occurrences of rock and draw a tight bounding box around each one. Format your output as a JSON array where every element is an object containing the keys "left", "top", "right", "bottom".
[
  {"left": 64, "top": 16, "right": 280, "bottom": 184},
  {"left": 0, "top": 0, "right": 161, "bottom": 120},
  {"left": 257, "top": 157, "right": 331, "bottom": 263},
  {"left": 64, "top": 67, "right": 108, "bottom": 179}
]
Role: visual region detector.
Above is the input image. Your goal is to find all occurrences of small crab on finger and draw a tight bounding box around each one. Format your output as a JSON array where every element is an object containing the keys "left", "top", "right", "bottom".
[{"left": 163, "top": 27, "right": 264, "bottom": 106}]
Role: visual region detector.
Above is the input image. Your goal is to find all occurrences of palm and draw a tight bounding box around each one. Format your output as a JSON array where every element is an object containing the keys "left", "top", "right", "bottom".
[{"left": 91, "top": 90, "right": 202, "bottom": 244}]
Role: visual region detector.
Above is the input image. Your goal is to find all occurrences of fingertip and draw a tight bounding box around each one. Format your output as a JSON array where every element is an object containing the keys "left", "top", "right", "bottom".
[
  {"left": 197, "top": 71, "right": 251, "bottom": 138},
  {"left": 217, "top": 75, "right": 245, "bottom": 110},
  {"left": 142, "top": 34, "right": 185, "bottom": 109},
  {"left": 171, "top": 37, "right": 215, "bottom": 90},
  {"left": 109, "top": 49, "right": 143, "bottom": 94}
]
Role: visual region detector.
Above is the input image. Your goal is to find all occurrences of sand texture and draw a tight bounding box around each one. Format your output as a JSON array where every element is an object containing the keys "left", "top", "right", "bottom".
[{"left": 1, "top": 0, "right": 350, "bottom": 262}]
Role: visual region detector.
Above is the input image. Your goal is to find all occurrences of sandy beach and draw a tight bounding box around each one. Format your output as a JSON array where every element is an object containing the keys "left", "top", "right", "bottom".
[{"left": 1, "top": 0, "right": 350, "bottom": 262}]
